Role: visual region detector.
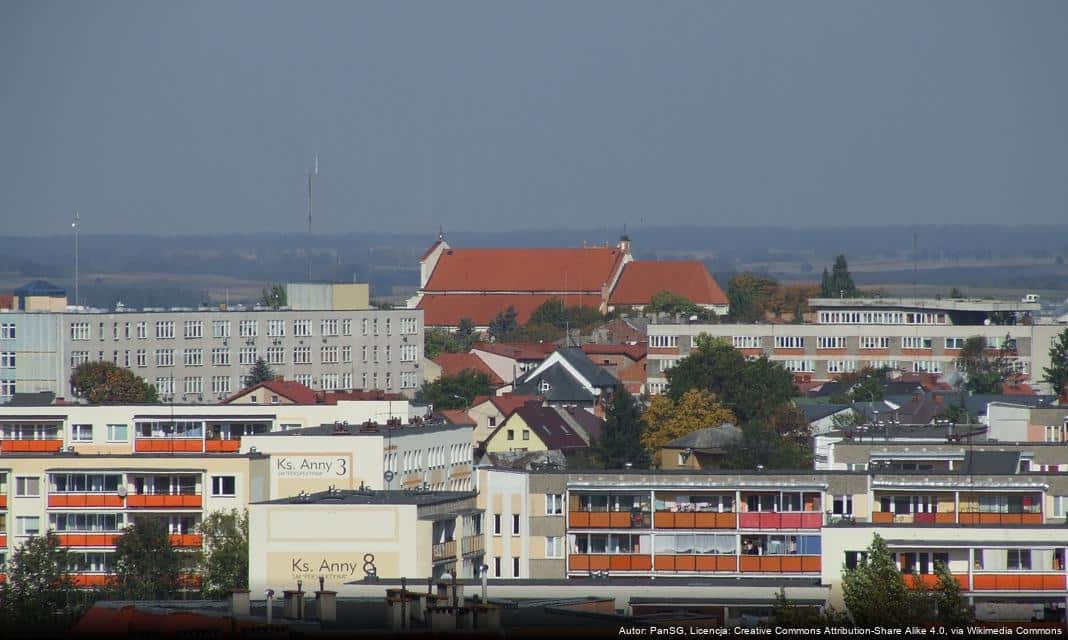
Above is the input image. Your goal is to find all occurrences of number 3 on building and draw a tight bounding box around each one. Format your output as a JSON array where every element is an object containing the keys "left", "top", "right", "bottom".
[{"left": 336, "top": 458, "right": 347, "bottom": 476}]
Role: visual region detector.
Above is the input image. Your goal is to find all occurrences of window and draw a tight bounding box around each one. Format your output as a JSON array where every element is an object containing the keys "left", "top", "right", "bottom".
[
  {"left": 400, "top": 371, "right": 417, "bottom": 389},
  {"left": 512, "top": 514, "right": 520, "bottom": 536},
  {"left": 782, "top": 360, "right": 815, "bottom": 373},
  {"left": 0, "top": 380, "right": 14, "bottom": 397},
  {"left": 183, "top": 320, "right": 203, "bottom": 339},
  {"left": 267, "top": 319, "right": 286, "bottom": 337},
  {"left": 266, "top": 346, "right": 285, "bottom": 365},
  {"left": 341, "top": 345, "right": 352, "bottom": 363},
  {"left": 373, "top": 318, "right": 379, "bottom": 335},
  {"left": 211, "top": 347, "right": 230, "bottom": 366},
  {"left": 1053, "top": 496, "right": 1067, "bottom": 518},
  {"left": 155, "top": 377, "right": 175, "bottom": 395},
  {"left": 239, "top": 346, "right": 257, "bottom": 365},
  {"left": 136, "top": 321, "right": 148, "bottom": 339},
  {"left": 827, "top": 360, "right": 857, "bottom": 374},
  {"left": 546, "top": 494, "right": 563, "bottom": 515},
  {"left": 506, "top": 429, "right": 514, "bottom": 441},
  {"left": 16, "top": 516, "right": 40, "bottom": 536},
  {"left": 0, "top": 352, "right": 14, "bottom": 369},
  {"left": 775, "top": 336, "right": 805, "bottom": 349},
  {"left": 183, "top": 348, "right": 203, "bottom": 366},
  {"left": 106, "top": 424, "right": 128, "bottom": 442},
  {"left": 239, "top": 320, "right": 258, "bottom": 337},
  {"left": 211, "top": 476, "right": 236, "bottom": 497},
  {"left": 70, "top": 351, "right": 90, "bottom": 367},
  {"left": 155, "top": 348, "right": 175, "bottom": 367},
  {"left": 322, "top": 373, "right": 340, "bottom": 390},
  {"left": 50, "top": 473, "right": 121, "bottom": 493},
  {"left": 902, "top": 336, "right": 933, "bottom": 350},
  {"left": 493, "top": 557, "right": 501, "bottom": 578},
  {"left": 385, "top": 345, "right": 392, "bottom": 363},
  {"left": 0, "top": 323, "right": 15, "bottom": 339},
  {"left": 372, "top": 346, "right": 379, "bottom": 363},
  {"left": 70, "top": 322, "right": 91, "bottom": 341},
  {"left": 732, "top": 336, "right": 762, "bottom": 349},
  {"left": 512, "top": 556, "right": 520, "bottom": 577},
  {"left": 295, "top": 373, "right": 312, "bottom": 387},
  {"left": 832, "top": 495, "right": 853, "bottom": 516},
  {"left": 123, "top": 350, "right": 130, "bottom": 367},
  {"left": 400, "top": 317, "right": 418, "bottom": 335},
  {"left": 400, "top": 344, "right": 418, "bottom": 362},
  {"left": 859, "top": 336, "right": 890, "bottom": 350},
  {"left": 649, "top": 335, "right": 679, "bottom": 348},
  {"left": 361, "top": 318, "right": 369, "bottom": 335},
  {"left": 945, "top": 337, "right": 965, "bottom": 350},
  {"left": 155, "top": 321, "right": 175, "bottom": 339},
  {"left": 320, "top": 319, "right": 338, "bottom": 336},
  {"left": 817, "top": 336, "right": 847, "bottom": 349},
  {"left": 135, "top": 349, "right": 147, "bottom": 367},
  {"left": 1007, "top": 550, "right": 1032, "bottom": 571},
  {"left": 16, "top": 476, "right": 40, "bottom": 497},
  {"left": 293, "top": 346, "right": 311, "bottom": 364},
  {"left": 546, "top": 536, "right": 563, "bottom": 559},
  {"left": 71, "top": 424, "right": 93, "bottom": 442},
  {"left": 211, "top": 376, "right": 231, "bottom": 394},
  {"left": 321, "top": 346, "right": 339, "bottom": 364},
  {"left": 183, "top": 377, "right": 203, "bottom": 394},
  {"left": 493, "top": 514, "right": 502, "bottom": 536},
  {"left": 212, "top": 320, "right": 231, "bottom": 338},
  {"left": 293, "top": 319, "right": 312, "bottom": 337},
  {"left": 342, "top": 319, "right": 352, "bottom": 335},
  {"left": 912, "top": 360, "right": 944, "bottom": 373}
]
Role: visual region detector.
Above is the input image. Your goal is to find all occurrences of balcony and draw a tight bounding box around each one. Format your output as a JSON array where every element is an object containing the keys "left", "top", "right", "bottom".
[
  {"left": 568, "top": 554, "right": 652, "bottom": 572},
  {"left": 56, "top": 533, "right": 123, "bottom": 547},
  {"left": 126, "top": 494, "right": 202, "bottom": 508},
  {"left": 0, "top": 495, "right": 7, "bottom": 508},
  {"left": 169, "top": 533, "right": 203, "bottom": 548},
  {"left": 0, "top": 533, "right": 6, "bottom": 547},
  {"left": 432, "top": 539, "right": 457, "bottom": 562},
  {"left": 204, "top": 439, "right": 241, "bottom": 453},
  {"left": 905, "top": 574, "right": 969, "bottom": 590},
  {"left": 48, "top": 494, "right": 125, "bottom": 508},
  {"left": 568, "top": 511, "right": 651, "bottom": 529},
  {"left": 958, "top": 513, "right": 1043, "bottom": 526},
  {"left": 654, "top": 512, "right": 736, "bottom": 529},
  {"left": 971, "top": 574, "right": 1066, "bottom": 591},
  {"left": 73, "top": 574, "right": 112, "bottom": 588},
  {"left": 738, "top": 512, "right": 822, "bottom": 529},
  {"left": 872, "top": 511, "right": 956, "bottom": 525},
  {"left": 738, "top": 555, "right": 821, "bottom": 573},
  {"left": 461, "top": 534, "right": 484, "bottom": 556},
  {"left": 0, "top": 439, "right": 63, "bottom": 453},
  {"left": 654, "top": 555, "right": 737, "bottom": 572},
  {"left": 134, "top": 438, "right": 204, "bottom": 453}
]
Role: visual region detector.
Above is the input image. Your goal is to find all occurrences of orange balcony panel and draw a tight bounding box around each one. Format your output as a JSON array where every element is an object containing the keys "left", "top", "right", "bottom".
[
  {"left": 717, "top": 556, "right": 738, "bottom": 572},
  {"left": 609, "top": 512, "right": 631, "bottom": 528},
  {"left": 609, "top": 555, "right": 631, "bottom": 571},
  {"left": 1043, "top": 575, "right": 1066, "bottom": 590},
  {"left": 1017, "top": 575, "right": 1044, "bottom": 590},
  {"left": 654, "top": 512, "right": 675, "bottom": 529},
  {"left": 57, "top": 533, "right": 121, "bottom": 546},
  {"left": 780, "top": 513, "right": 802, "bottom": 529},
  {"left": 675, "top": 555, "right": 696, "bottom": 572},
  {"left": 654, "top": 556, "right": 676, "bottom": 571},
  {"left": 693, "top": 513, "right": 717, "bottom": 528},
  {"left": 934, "top": 512, "right": 956, "bottom": 524},
  {"left": 134, "top": 439, "right": 204, "bottom": 453},
  {"left": 1, "top": 439, "right": 63, "bottom": 453},
  {"left": 739, "top": 555, "right": 761, "bottom": 572},
  {"left": 872, "top": 512, "right": 894, "bottom": 524},
  {"left": 73, "top": 574, "right": 112, "bottom": 588},
  {"left": 759, "top": 556, "right": 782, "bottom": 572},
  {"left": 205, "top": 440, "right": 241, "bottom": 453},
  {"left": 0, "top": 535, "right": 6, "bottom": 547},
  {"left": 695, "top": 555, "right": 718, "bottom": 572},
  {"left": 905, "top": 574, "right": 941, "bottom": 589},
  {"left": 801, "top": 556, "right": 821, "bottom": 572},
  {"left": 972, "top": 575, "right": 997, "bottom": 590},
  {"left": 588, "top": 513, "right": 611, "bottom": 528},
  {"left": 49, "top": 494, "right": 124, "bottom": 508},
  {"left": 169, "top": 534, "right": 203, "bottom": 548},
  {"left": 630, "top": 555, "right": 652, "bottom": 572},
  {"left": 0, "top": 495, "right": 8, "bottom": 508},
  {"left": 588, "top": 556, "right": 610, "bottom": 571},
  {"left": 995, "top": 575, "right": 1021, "bottom": 590},
  {"left": 0, "top": 573, "right": 5, "bottom": 584},
  {"left": 569, "top": 555, "right": 589, "bottom": 571},
  {"left": 126, "top": 494, "right": 201, "bottom": 508},
  {"left": 674, "top": 513, "right": 696, "bottom": 529},
  {"left": 569, "top": 512, "right": 590, "bottom": 528},
  {"left": 1021, "top": 513, "right": 1043, "bottom": 525},
  {"left": 780, "top": 556, "right": 803, "bottom": 573},
  {"left": 716, "top": 513, "right": 737, "bottom": 528}
]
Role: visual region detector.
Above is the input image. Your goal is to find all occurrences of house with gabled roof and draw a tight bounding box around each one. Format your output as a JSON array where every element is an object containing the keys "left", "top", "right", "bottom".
[
  {"left": 513, "top": 348, "right": 620, "bottom": 416},
  {"left": 482, "top": 402, "right": 603, "bottom": 455}
]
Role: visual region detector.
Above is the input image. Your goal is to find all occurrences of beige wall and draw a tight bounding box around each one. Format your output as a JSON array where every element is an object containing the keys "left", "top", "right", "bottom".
[
  {"left": 331, "top": 284, "right": 370, "bottom": 311},
  {"left": 240, "top": 434, "right": 384, "bottom": 497},
  {"left": 484, "top": 413, "right": 546, "bottom": 454},
  {"left": 22, "top": 295, "right": 68, "bottom": 312}
]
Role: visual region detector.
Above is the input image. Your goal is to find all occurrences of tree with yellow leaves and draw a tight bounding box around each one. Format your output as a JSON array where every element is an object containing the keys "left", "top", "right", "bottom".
[{"left": 641, "top": 388, "right": 737, "bottom": 465}]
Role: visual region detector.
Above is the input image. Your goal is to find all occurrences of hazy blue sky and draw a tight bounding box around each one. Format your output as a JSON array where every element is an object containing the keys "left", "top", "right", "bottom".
[{"left": 2, "top": 0, "right": 1066, "bottom": 236}]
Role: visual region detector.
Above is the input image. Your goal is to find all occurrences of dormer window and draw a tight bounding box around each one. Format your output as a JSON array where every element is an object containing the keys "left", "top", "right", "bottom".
[
  {"left": 250, "top": 395, "right": 257, "bottom": 403},
  {"left": 540, "top": 381, "right": 551, "bottom": 394},
  {"left": 271, "top": 395, "right": 279, "bottom": 404}
]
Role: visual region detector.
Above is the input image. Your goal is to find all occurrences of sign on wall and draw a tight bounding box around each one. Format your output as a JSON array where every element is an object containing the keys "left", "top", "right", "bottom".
[{"left": 274, "top": 455, "right": 351, "bottom": 479}]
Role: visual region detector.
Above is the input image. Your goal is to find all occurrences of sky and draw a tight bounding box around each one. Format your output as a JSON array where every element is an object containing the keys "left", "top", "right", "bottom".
[{"left": 1, "top": 0, "right": 1066, "bottom": 236}]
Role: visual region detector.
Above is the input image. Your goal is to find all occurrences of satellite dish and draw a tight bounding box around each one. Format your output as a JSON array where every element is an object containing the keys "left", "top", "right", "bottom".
[
  {"left": 117, "top": 485, "right": 128, "bottom": 498},
  {"left": 384, "top": 470, "right": 395, "bottom": 482}
]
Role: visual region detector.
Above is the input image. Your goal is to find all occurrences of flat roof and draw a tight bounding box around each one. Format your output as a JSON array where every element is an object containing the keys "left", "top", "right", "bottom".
[
  {"left": 254, "top": 489, "right": 477, "bottom": 506},
  {"left": 250, "top": 420, "right": 469, "bottom": 437},
  {"left": 809, "top": 297, "right": 1040, "bottom": 312}
]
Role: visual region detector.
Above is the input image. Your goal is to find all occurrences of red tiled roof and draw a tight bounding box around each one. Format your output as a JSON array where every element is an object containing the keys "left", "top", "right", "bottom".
[
  {"left": 472, "top": 341, "right": 558, "bottom": 361},
  {"left": 223, "top": 378, "right": 318, "bottom": 404},
  {"left": 433, "top": 352, "right": 505, "bottom": 387},
  {"left": 580, "top": 343, "right": 647, "bottom": 361},
  {"left": 608, "top": 261, "right": 727, "bottom": 306},
  {"left": 1001, "top": 380, "right": 1037, "bottom": 396},
  {"left": 0, "top": 293, "right": 14, "bottom": 309},
  {"left": 419, "top": 293, "right": 602, "bottom": 326},
  {"left": 438, "top": 408, "right": 476, "bottom": 426},
  {"left": 471, "top": 393, "right": 541, "bottom": 417},
  {"left": 423, "top": 247, "right": 624, "bottom": 292},
  {"left": 617, "top": 358, "right": 647, "bottom": 394}
]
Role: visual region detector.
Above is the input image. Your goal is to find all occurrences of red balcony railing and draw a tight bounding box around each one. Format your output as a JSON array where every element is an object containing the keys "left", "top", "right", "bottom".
[
  {"left": 905, "top": 574, "right": 969, "bottom": 590},
  {"left": 73, "top": 574, "right": 113, "bottom": 588},
  {"left": 654, "top": 512, "right": 737, "bottom": 529},
  {"left": 204, "top": 439, "right": 241, "bottom": 453},
  {"left": 169, "top": 533, "right": 203, "bottom": 548},
  {"left": 48, "top": 494, "right": 125, "bottom": 508},
  {"left": 0, "top": 495, "right": 7, "bottom": 508},
  {"left": 971, "top": 574, "right": 1066, "bottom": 591},
  {"left": 0, "top": 534, "right": 6, "bottom": 547},
  {"left": 738, "top": 555, "right": 821, "bottom": 573},
  {"left": 958, "top": 513, "right": 1043, "bottom": 526},
  {"left": 872, "top": 512, "right": 956, "bottom": 525},
  {"left": 738, "top": 512, "right": 822, "bottom": 529},
  {"left": 568, "top": 511, "right": 651, "bottom": 528},
  {"left": 654, "top": 555, "right": 737, "bottom": 572},
  {"left": 568, "top": 554, "right": 652, "bottom": 572},
  {"left": 126, "top": 494, "right": 201, "bottom": 508},
  {"left": 134, "top": 439, "right": 204, "bottom": 453},
  {"left": 56, "top": 533, "right": 123, "bottom": 547},
  {"left": 1, "top": 439, "right": 63, "bottom": 453}
]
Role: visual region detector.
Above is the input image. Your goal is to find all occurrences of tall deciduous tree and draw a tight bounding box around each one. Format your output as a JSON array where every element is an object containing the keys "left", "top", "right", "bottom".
[
  {"left": 1042, "top": 328, "right": 1068, "bottom": 398},
  {"left": 259, "top": 283, "right": 287, "bottom": 309},
  {"left": 70, "top": 361, "right": 159, "bottom": 404},
  {"left": 246, "top": 358, "right": 275, "bottom": 386},
  {"left": 644, "top": 290, "right": 701, "bottom": 317},
  {"left": 592, "top": 388, "right": 649, "bottom": 468},
  {"left": 0, "top": 532, "right": 78, "bottom": 627},
  {"left": 416, "top": 370, "right": 493, "bottom": 410},
  {"left": 820, "top": 255, "right": 857, "bottom": 298},
  {"left": 113, "top": 518, "right": 184, "bottom": 600},
  {"left": 487, "top": 306, "right": 519, "bottom": 340},
  {"left": 198, "top": 510, "right": 249, "bottom": 598},
  {"left": 727, "top": 273, "right": 778, "bottom": 323},
  {"left": 640, "top": 389, "right": 737, "bottom": 465},
  {"left": 956, "top": 335, "right": 1013, "bottom": 394}
]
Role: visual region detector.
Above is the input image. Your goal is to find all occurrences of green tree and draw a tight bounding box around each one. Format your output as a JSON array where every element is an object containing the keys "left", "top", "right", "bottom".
[
  {"left": 1042, "top": 328, "right": 1068, "bottom": 398},
  {"left": 643, "top": 290, "right": 701, "bottom": 317},
  {"left": 727, "top": 273, "right": 778, "bottom": 322},
  {"left": 416, "top": 370, "right": 493, "bottom": 410},
  {"left": 665, "top": 335, "right": 795, "bottom": 423},
  {"left": 841, "top": 534, "right": 937, "bottom": 627},
  {"left": 487, "top": 306, "right": 519, "bottom": 340},
  {"left": 591, "top": 388, "right": 650, "bottom": 468},
  {"left": 0, "top": 532, "right": 78, "bottom": 627},
  {"left": 112, "top": 518, "right": 184, "bottom": 600},
  {"left": 640, "top": 389, "right": 737, "bottom": 465},
  {"left": 246, "top": 357, "right": 275, "bottom": 386},
  {"left": 949, "top": 287, "right": 965, "bottom": 299},
  {"left": 931, "top": 560, "right": 973, "bottom": 626},
  {"left": 957, "top": 336, "right": 1013, "bottom": 394},
  {"left": 198, "top": 509, "right": 249, "bottom": 598},
  {"left": 259, "top": 283, "right": 287, "bottom": 309},
  {"left": 70, "top": 361, "right": 159, "bottom": 404},
  {"left": 424, "top": 328, "right": 466, "bottom": 360},
  {"left": 455, "top": 317, "right": 477, "bottom": 346},
  {"left": 770, "top": 587, "right": 849, "bottom": 627},
  {"left": 722, "top": 405, "right": 813, "bottom": 470},
  {"left": 820, "top": 255, "right": 858, "bottom": 298}
]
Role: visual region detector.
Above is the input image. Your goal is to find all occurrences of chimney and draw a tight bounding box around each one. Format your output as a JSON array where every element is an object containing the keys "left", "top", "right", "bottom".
[{"left": 618, "top": 235, "right": 631, "bottom": 256}]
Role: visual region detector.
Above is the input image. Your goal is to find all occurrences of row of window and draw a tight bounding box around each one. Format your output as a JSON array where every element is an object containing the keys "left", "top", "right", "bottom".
[
  {"left": 818, "top": 311, "right": 948, "bottom": 325},
  {"left": 74, "top": 343, "right": 419, "bottom": 369},
  {"left": 0, "top": 323, "right": 15, "bottom": 340},
  {"left": 70, "top": 317, "right": 418, "bottom": 341}
]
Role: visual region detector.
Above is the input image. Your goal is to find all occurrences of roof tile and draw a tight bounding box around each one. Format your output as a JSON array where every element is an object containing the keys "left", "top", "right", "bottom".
[{"left": 608, "top": 261, "right": 727, "bottom": 306}]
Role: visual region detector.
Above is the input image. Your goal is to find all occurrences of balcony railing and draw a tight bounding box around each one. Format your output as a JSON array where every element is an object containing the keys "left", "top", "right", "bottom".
[
  {"left": 56, "top": 533, "right": 123, "bottom": 547},
  {"left": 432, "top": 539, "right": 457, "bottom": 562},
  {"left": 568, "top": 554, "right": 652, "bottom": 572},
  {"left": 568, "top": 511, "right": 652, "bottom": 529},
  {"left": 971, "top": 574, "right": 1066, "bottom": 591},
  {"left": 48, "top": 494, "right": 125, "bottom": 508},
  {"left": 204, "top": 439, "right": 241, "bottom": 453},
  {"left": 905, "top": 574, "right": 968, "bottom": 590},
  {"left": 654, "top": 555, "right": 737, "bottom": 572},
  {"left": 72, "top": 574, "right": 112, "bottom": 588},
  {"left": 134, "top": 438, "right": 204, "bottom": 453},
  {"left": 1, "top": 439, "right": 63, "bottom": 453},
  {"left": 872, "top": 512, "right": 956, "bottom": 525},
  {"left": 738, "top": 512, "right": 822, "bottom": 529},
  {"left": 461, "top": 535, "right": 484, "bottom": 556},
  {"left": 654, "top": 512, "right": 737, "bottom": 529},
  {"left": 0, "top": 495, "right": 7, "bottom": 508},
  {"left": 738, "top": 555, "right": 821, "bottom": 573},
  {"left": 169, "top": 533, "right": 203, "bottom": 548},
  {"left": 126, "top": 493, "right": 202, "bottom": 508},
  {"left": 958, "top": 512, "right": 1043, "bottom": 526}
]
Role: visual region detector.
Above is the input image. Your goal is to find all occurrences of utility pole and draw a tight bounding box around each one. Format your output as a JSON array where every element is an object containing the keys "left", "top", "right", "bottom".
[
  {"left": 72, "top": 211, "right": 80, "bottom": 308},
  {"left": 307, "top": 155, "right": 318, "bottom": 282}
]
